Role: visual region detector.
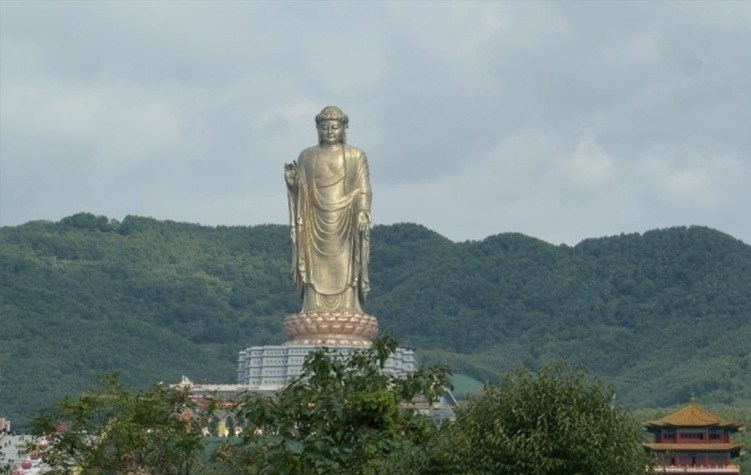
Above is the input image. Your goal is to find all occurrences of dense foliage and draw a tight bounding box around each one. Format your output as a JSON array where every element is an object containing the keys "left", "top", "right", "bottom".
[
  {"left": 30, "top": 343, "right": 661, "bottom": 475},
  {"left": 2, "top": 213, "right": 751, "bottom": 427},
  {"left": 211, "top": 334, "right": 448, "bottom": 474},
  {"left": 29, "top": 375, "right": 210, "bottom": 475},
  {"left": 383, "top": 362, "right": 651, "bottom": 474}
]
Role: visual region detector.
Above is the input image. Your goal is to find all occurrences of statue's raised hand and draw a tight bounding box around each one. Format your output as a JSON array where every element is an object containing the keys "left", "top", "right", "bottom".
[{"left": 284, "top": 163, "right": 297, "bottom": 188}]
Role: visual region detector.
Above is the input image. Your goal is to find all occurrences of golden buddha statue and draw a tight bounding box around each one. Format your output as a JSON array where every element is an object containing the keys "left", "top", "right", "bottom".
[{"left": 283, "top": 106, "right": 377, "bottom": 345}]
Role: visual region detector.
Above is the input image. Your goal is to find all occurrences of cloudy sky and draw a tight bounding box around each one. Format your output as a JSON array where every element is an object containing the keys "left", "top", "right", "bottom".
[{"left": 2, "top": 1, "right": 750, "bottom": 245}]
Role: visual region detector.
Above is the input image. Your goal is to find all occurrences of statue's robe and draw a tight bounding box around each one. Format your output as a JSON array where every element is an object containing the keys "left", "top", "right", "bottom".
[{"left": 288, "top": 144, "right": 371, "bottom": 312}]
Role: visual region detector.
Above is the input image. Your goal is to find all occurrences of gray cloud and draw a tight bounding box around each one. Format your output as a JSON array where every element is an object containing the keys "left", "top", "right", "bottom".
[{"left": 1, "top": 1, "right": 750, "bottom": 245}]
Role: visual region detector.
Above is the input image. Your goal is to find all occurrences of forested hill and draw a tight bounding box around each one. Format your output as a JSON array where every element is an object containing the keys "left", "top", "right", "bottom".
[{"left": 2, "top": 213, "right": 751, "bottom": 428}]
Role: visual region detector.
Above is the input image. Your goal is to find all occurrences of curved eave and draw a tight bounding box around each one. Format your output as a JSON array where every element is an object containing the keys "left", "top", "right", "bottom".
[
  {"left": 643, "top": 442, "right": 742, "bottom": 456},
  {"left": 644, "top": 421, "right": 743, "bottom": 431}
]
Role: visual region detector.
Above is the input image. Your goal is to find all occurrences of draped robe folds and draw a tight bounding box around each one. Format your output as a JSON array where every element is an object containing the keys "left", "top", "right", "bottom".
[{"left": 287, "top": 144, "right": 371, "bottom": 313}]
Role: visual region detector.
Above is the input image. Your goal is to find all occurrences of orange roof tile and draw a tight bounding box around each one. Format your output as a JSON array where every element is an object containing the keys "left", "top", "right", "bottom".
[{"left": 643, "top": 401, "right": 743, "bottom": 430}]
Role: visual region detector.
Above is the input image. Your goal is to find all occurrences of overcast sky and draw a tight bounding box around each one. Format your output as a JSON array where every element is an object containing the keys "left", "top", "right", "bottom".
[{"left": 2, "top": 1, "right": 750, "bottom": 245}]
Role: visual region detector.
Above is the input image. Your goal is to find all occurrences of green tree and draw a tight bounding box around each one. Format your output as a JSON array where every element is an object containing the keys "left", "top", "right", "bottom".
[
  {"left": 213, "top": 334, "right": 449, "bottom": 475},
  {"left": 390, "top": 362, "right": 651, "bottom": 475},
  {"left": 29, "top": 375, "right": 213, "bottom": 475}
]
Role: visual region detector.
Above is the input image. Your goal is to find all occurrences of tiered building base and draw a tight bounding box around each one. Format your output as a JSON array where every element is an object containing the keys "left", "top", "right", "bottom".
[
  {"left": 237, "top": 344, "right": 417, "bottom": 390},
  {"left": 237, "top": 310, "right": 415, "bottom": 389}
]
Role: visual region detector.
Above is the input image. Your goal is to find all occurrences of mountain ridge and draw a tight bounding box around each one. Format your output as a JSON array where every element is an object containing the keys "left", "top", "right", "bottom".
[{"left": 2, "top": 213, "right": 750, "bottom": 429}]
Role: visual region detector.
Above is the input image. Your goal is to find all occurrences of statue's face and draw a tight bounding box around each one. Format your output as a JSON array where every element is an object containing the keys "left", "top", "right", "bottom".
[{"left": 317, "top": 119, "right": 345, "bottom": 145}]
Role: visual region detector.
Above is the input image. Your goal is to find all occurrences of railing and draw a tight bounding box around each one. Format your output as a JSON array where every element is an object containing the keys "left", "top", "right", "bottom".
[{"left": 653, "top": 465, "right": 740, "bottom": 474}]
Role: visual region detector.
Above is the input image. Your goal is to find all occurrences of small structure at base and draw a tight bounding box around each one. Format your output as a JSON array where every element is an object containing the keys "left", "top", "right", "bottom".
[{"left": 643, "top": 399, "right": 744, "bottom": 474}]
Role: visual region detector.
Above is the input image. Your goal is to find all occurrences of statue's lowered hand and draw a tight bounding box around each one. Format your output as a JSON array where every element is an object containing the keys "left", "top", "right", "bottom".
[{"left": 356, "top": 211, "right": 371, "bottom": 231}]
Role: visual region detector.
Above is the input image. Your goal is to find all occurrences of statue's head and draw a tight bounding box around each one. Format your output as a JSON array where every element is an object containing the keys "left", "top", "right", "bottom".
[
  {"left": 316, "top": 106, "right": 349, "bottom": 126},
  {"left": 316, "top": 106, "right": 348, "bottom": 145}
]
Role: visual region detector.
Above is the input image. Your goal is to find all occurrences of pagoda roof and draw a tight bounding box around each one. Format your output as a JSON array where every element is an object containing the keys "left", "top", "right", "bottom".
[
  {"left": 643, "top": 442, "right": 742, "bottom": 455},
  {"left": 643, "top": 401, "right": 744, "bottom": 430}
]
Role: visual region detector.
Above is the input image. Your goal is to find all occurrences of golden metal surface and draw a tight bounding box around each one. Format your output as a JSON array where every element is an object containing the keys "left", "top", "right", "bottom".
[
  {"left": 283, "top": 106, "right": 377, "bottom": 345},
  {"left": 285, "top": 106, "right": 372, "bottom": 315},
  {"left": 283, "top": 311, "right": 379, "bottom": 346}
]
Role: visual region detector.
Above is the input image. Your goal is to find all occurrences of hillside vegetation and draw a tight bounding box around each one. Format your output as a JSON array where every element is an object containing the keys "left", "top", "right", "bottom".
[{"left": 2, "top": 213, "right": 750, "bottom": 428}]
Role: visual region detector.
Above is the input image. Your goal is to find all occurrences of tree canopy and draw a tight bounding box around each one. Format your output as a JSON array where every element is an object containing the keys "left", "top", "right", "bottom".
[
  {"left": 29, "top": 375, "right": 211, "bottom": 475},
  {"left": 212, "top": 334, "right": 449, "bottom": 475},
  {"left": 384, "top": 362, "right": 652, "bottom": 475},
  {"left": 28, "top": 342, "right": 667, "bottom": 475}
]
